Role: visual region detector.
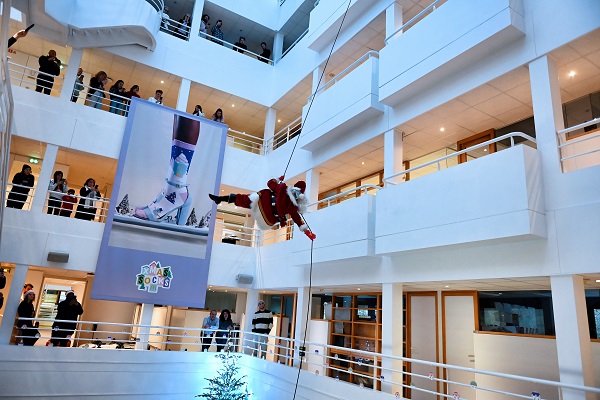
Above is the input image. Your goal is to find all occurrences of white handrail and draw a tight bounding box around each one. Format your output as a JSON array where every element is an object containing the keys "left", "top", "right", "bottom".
[
  {"left": 277, "top": 28, "right": 309, "bottom": 63},
  {"left": 307, "top": 51, "right": 378, "bottom": 101},
  {"left": 383, "top": 132, "right": 536, "bottom": 185},
  {"left": 145, "top": 0, "right": 164, "bottom": 12},
  {"left": 160, "top": 16, "right": 191, "bottom": 40},
  {"left": 556, "top": 117, "right": 600, "bottom": 135},
  {"left": 8, "top": 61, "right": 64, "bottom": 94},
  {"left": 265, "top": 116, "right": 302, "bottom": 153},
  {"left": 199, "top": 31, "right": 273, "bottom": 65},
  {"left": 309, "top": 184, "right": 381, "bottom": 207},
  {"left": 384, "top": 0, "right": 444, "bottom": 44},
  {"left": 13, "top": 317, "right": 600, "bottom": 397}
]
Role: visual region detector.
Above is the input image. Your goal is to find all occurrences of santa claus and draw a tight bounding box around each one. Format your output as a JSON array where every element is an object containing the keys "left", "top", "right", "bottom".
[{"left": 208, "top": 177, "right": 316, "bottom": 241}]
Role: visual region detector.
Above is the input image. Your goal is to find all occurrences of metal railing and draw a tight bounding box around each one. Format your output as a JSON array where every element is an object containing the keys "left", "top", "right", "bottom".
[
  {"left": 44, "top": 190, "right": 110, "bottom": 223},
  {"left": 384, "top": 0, "right": 445, "bottom": 44},
  {"left": 309, "top": 184, "right": 381, "bottom": 209},
  {"left": 227, "top": 128, "right": 264, "bottom": 154},
  {"left": 199, "top": 31, "right": 273, "bottom": 65},
  {"left": 4, "top": 182, "right": 35, "bottom": 210},
  {"left": 307, "top": 51, "right": 379, "bottom": 102},
  {"left": 160, "top": 16, "right": 191, "bottom": 40},
  {"left": 384, "top": 132, "right": 537, "bottom": 185},
  {"left": 8, "top": 61, "right": 64, "bottom": 97},
  {"left": 72, "top": 83, "right": 131, "bottom": 116},
  {"left": 556, "top": 117, "right": 600, "bottom": 172},
  {"left": 13, "top": 316, "right": 600, "bottom": 400},
  {"left": 277, "top": 28, "right": 309, "bottom": 63},
  {"left": 265, "top": 116, "right": 302, "bottom": 153},
  {"left": 145, "top": 0, "right": 164, "bottom": 13},
  {"left": 214, "top": 213, "right": 294, "bottom": 247}
]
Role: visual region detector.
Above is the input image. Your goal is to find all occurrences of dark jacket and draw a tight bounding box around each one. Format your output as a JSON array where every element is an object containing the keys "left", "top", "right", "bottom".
[
  {"left": 88, "top": 77, "right": 105, "bottom": 97},
  {"left": 17, "top": 300, "right": 35, "bottom": 328},
  {"left": 74, "top": 186, "right": 100, "bottom": 220},
  {"left": 54, "top": 297, "right": 84, "bottom": 330},
  {"left": 38, "top": 55, "right": 61, "bottom": 81},
  {"left": 7, "top": 172, "right": 34, "bottom": 209}
]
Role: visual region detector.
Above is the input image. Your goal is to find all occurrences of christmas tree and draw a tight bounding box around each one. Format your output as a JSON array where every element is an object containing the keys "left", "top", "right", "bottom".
[
  {"left": 186, "top": 208, "right": 198, "bottom": 226},
  {"left": 198, "top": 210, "right": 212, "bottom": 228},
  {"left": 115, "top": 194, "right": 130, "bottom": 215},
  {"left": 197, "top": 350, "right": 250, "bottom": 400}
]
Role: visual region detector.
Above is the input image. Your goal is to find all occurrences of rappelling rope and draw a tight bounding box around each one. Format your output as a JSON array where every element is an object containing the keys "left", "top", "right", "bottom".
[{"left": 288, "top": 1, "right": 353, "bottom": 398}]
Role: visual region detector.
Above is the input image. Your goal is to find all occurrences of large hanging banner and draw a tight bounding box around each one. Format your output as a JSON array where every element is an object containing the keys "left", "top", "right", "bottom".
[{"left": 91, "top": 98, "right": 227, "bottom": 307}]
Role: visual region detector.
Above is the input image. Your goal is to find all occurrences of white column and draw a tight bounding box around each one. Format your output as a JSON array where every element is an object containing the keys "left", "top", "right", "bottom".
[
  {"left": 31, "top": 144, "right": 59, "bottom": 213},
  {"left": 0, "top": 264, "right": 28, "bottom": 345},
  {"left": 273, "top": 32, "right": 284, "bottom": 62},
  {"left": 381, "top": 283, "right": 403, "bottom": 395},
  {"left": 189, "top": 0, "right": 205, "bottom": 42},
  {"left": 60, "top": 48, "right": 83, "bottom": 101},
  {"left": 550, "top": 275, "right": 595, "bottom": 398},
  {"left": 264, "top": 107, "right": 277, "bottom": 152},
  {"left": 528, "top": 55, "right": 564, "bottom": 208},
  {"left": 293, "top": 286, "right": 311, "bottom": 367},
  {"left": 176, "top": 78, "right": 191, "bottom": 112},
  {"left": 383, "top": 129, "right": 404, "bottom": 184},
  {"left": 385, "top": 1, "right": 403, "bottom": 40},
  {"left": 305, "top": 168, "right": 320, "bottom": 211},
  {"left": 244, "top": 289, "right": 259, "bottom": 354},
  {"left": 135, "top": 303, "right": 154, "bottom": 350},
  {"left": 312, "top": 65, "right": 324, "bottom": 95}
]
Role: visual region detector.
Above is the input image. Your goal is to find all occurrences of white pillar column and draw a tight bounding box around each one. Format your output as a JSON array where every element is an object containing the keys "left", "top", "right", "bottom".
[
  {"left": 135, "top": 303, "right": 154, "bottom": 350},
  {"left": 60, "top": 48, "right": 83, "bottom": 101},
  {"left": 550, "top": 275, "right": 595, "bottom": 398},
  {"left": 264, "top": 107, "right": 277, "bottom": 152},
  {"left": 305, "top": 168, "right": 320, "bottom": 211},
  {"left": 0, "top": 264, "right": 28, "bottom": 345},
  {"left": 176, "top": 78, "right": 191, "bottom": 112},
  {"left": 244, "top": 289, "right": 259, "bottom": 354},
  {"left": 189, "top": 0, "right": 205, "bottom": 42},
  {"left": 32, "top": 144, "right": 59, "bottom": 213},
  {"left": 381, "top": 283, "right": 403, "bottom": 395},
  {"left": 384, "top": 129, "right": 404, "bottom": 184},
  {"left": 312, "top": 65, "right": 324, "bottom": 95},
  {"left": 385, "top": 1, "right": 403, "bottom": 41},
  {"left": 273, "top": 32, "right": 284, "bottom": 62},
  {"left": 529, "top": 55, "right": 564, "bottom": 208},
  {"left": 293, "top": 286, "right": 311, "bottom": 367}
]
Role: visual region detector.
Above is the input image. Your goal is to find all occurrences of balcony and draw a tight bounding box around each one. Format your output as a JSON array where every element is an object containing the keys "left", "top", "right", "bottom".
[
  {"left": 376, "top": 144, "right": 545, "bottom": 255},
  {"left": 379, "top": 0, "right": 526, "bottom": 107},
  {"left": 299, "top": 52, "right": 384, "bottom": 151}
]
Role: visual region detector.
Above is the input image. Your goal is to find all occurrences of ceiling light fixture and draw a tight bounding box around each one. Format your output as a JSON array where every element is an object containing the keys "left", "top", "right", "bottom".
[
  {"left": 440, "top": 127, "right": 445, "bottom": 132},
  {"left": 357, "top": 288, "right": 361, "bottom": 291},
  {"left": 484, "top": 148, "right": 488, "bottom": 152},
  {"left": 231, "top": 104, "right": 235, "bottom": 107},
  {"left": 596, "top": 279, "right": 600, "bottom": 283},
  {"left": 278, "top": 119, "right": 281, "bottom": 122},
  {"left": 160, "top": 80, "right": 164, "bottom": 84},
  {"left": 361, "top": 161, "right": 365, "bottom": 165},
  {"left": 568, "top": 71, "right": 576, "bottom": 78},
  {"left": 444, "top": 285, "right": 450, "bottom": 288}
]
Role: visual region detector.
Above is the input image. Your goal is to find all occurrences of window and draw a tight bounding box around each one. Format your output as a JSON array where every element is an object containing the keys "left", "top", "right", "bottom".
[{"left": 478, "top": 291, "right": 555, "bottom": 336}]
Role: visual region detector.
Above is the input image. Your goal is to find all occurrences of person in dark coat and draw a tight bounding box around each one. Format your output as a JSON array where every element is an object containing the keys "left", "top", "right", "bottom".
[
  {"left": 216, "top": 309, "right": 235, "bottom": 352},
  {"left": 6, "top": 164, "right": 34, "bottom": 209},
  {"left": 35, "top": 49, "right": 61, "bottom": 95},
  {"left": 209, "top": 177, "right": 316, "bottom": 240},
  {"left": 8, "top": 29, "right": 27, "bottom": 48},
  {"left": 50, "top": 291, "right": 83, "bottom": 347},
  {"left": 74, "top": 178, "right": 101, "bottom": 221},
  {"left": 17, "top": 290, "right": 38, "bottom": 346}
]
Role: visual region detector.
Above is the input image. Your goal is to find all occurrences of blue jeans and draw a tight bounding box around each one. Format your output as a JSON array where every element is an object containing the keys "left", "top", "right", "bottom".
[
  {"left": 87, "top": 92, "right": 104, "bottom": 109},
  {"left": 109, "top": 100, "right": 123, "bottom": 114}
]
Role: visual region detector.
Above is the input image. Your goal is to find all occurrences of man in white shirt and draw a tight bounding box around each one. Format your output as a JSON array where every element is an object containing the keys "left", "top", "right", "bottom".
[
  {"left": 148, "top": 89, "right": 163, "bottom": 104},
  {"left": 201, "top": 310, "right": 219, "bottom": 351}
]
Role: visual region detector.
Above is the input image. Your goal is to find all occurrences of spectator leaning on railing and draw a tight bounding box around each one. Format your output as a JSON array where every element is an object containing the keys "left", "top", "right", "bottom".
[
  {"left": 211, "top": 20, "right": 224, "bottom": 45},
  {"left": 36, "top": 50, "right": 61, "bottom": 95},
  {"left": 71, "top": 68, "right": 84, "bottom": 102},
  {"left": 6, "top": 164, "right": 34, "bottom": 209}
]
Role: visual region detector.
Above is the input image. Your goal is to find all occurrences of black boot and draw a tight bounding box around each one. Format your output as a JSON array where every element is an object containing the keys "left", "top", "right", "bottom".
[{"left": 208, "top": 194, "right": 235, "bottom": 205}]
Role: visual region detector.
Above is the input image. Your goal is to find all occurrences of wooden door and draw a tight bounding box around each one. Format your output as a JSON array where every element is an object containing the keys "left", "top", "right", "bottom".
[{"left": 457, "top": 129, "right": 496, "bottom": 163}]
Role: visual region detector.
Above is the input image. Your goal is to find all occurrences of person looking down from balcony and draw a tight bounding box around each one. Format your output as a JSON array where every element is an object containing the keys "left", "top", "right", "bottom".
[
  {"left": 251, "top": 300, "right": 273, "bottom": 358},
  {"left": 199, "top": 14, "right": 210, "bottom": 37},
  {"left": 87, "top": 71, "right": 107, "bottom": 109},
  {"left": 17, "top": 290, "right": 39, "bottom": 346},
  {"left": 193, "top": 104, "right": 204, "bottom": 117},
  {"left": 211, "top": 108, "right": 224, "bottom": 123},
  {"left": 178, "top": 14, "right": 191, "bottom": 37},
  {"left": 124, "top": 84, "right": 141, "bottom": 117},
  {"left": 74, "top": 178, "right": 101, "bottom": 221},
  {"left": 211, "top": 20, "right": 224, "bottom": 45},
  {"left": 109, "top": 80, "right": 127, "bottom": 114},
  {"left": 50, "top": 290, "right": 83, "bottom": 347},
  {"left": 208, "top": 177, "right": 317, "bottom": 241},
  {"left": 47, "top": 170, "right": 68, "bottom": 215},
  {"left": 71, "top": 68, "right": 84, "bottom": 102},
  {"left": 6, "top": 164, "right": 34, "bottom": 209},
  {"left": 8, "top": 29, "right": 27, "bottom": 48},
  {"left": 35, "top": 49, "right": 61, "bottom": 95},
  {"left": 161, "top": 6, "right": 171, "bottom": 30},
  {"left": 234, "top": 37, "right": 247, "bottom": 54},
  {"left": 148, "top": 89, "right": 163, "bottom": 105},
  {"left": 259, "top": 42, "right": 271, "bottom": 63},
  {"left": 60, "top": 189, "right": 77, "bottom": 218}
]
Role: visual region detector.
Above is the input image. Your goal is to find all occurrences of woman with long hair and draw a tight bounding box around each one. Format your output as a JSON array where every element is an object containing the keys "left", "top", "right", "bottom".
[
  {"left": 216, "top": 309, "right": 235, "bottom": 352},
  {"left": 87, "top": 71, "right": 107, "bottom": 109},
  {"left": 74, "top": 178, "right": 101, "bottom": 221},
  {"left": 109, "top": 79, "right": 127, "bottom": 115},
  {"left": 47, "top": 170, "right": 68, "bottom": 215},
  {"left": 212, "top": 108, "right": 224, "bottom": 123},
  {"left": 17, "top": 290, "right": 39, "bottom": 346}
]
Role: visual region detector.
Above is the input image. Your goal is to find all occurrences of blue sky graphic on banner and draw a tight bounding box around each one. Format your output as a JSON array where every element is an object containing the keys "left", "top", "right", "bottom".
[{"left": 91, "top": 98, "right": 227, "bottom": 307}]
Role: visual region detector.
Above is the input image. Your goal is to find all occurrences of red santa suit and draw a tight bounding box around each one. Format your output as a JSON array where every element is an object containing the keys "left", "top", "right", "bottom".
[{"left": 234, "top": 178, "right": 309, "bottom": 232}]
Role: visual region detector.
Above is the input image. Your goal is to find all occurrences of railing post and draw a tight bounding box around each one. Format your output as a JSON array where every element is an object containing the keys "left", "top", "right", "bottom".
[
  {"left": 135, "top": 303, "right": 154, "bottom": 350},
  {"left": 60, "top": 48, "right": 83, "bottom": 101}
]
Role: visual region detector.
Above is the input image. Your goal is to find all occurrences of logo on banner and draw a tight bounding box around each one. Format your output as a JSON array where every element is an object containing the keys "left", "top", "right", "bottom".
[{"left": 136, "top": 261, "right": 173, "bottom": 293}]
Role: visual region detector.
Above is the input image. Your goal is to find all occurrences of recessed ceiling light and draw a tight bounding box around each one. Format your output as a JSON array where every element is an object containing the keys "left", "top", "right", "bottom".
[
  {"left": 444, "top": 285, "right": 450, "bottom": 288},
  {"left": 483, "top": 148, "right": 487, "bottom": 152},
  {"left": 440, "top": 127, "right": 445, "bottom": 132},
  {"left": 209, "top": 286, "right": 212, "bottom": 288},
  {"left": 225, "top": 290, "right": 228, "bottom": 292},
  {"left": 160, "top": 80, "right": 164, "bottom": 84},
  {"left": 596, "top": 279, "right": 600, "bottom": 283},
  {"left": 357, "top": 288, "right": 361, "bottom": 290},
  {"left": 568, "top": 71, "right": 576, "bottom": 78},
  {"left": 278, "top": 119, "right": 281, "bottom": 122},
  {"left": 361, "top": 161, "right": 365, "bottom": 165},
  {"left": 231, "top": 104, "right": 235, "bottom": 107}
]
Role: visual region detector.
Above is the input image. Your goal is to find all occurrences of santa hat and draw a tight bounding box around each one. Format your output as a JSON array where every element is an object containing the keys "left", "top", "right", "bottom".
[
  {"left": 66, "top": 290, "right": 75, "bottom": 297},
  {"left": 24, "top": 290, "right": 35, "bottom": 297},
  {"left": 294, "top": 181, "right": 306, "bottom": 194}
]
